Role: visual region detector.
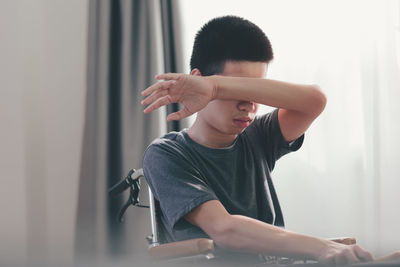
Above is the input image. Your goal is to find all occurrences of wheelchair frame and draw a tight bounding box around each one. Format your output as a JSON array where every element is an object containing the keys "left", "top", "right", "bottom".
[{"left": 109, "top": 169, "right": 216, "bottom": 261}]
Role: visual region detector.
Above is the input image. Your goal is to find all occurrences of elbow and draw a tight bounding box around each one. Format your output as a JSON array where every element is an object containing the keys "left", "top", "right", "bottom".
[
  {"left": 207, "top": 216, "right": 245, "bottom": 251},
  {"left": 207, "top": 217, "right": 234, "bottom": 249},
  {"left": 307, "top": 85, "right": 327, "bottom": 116}
]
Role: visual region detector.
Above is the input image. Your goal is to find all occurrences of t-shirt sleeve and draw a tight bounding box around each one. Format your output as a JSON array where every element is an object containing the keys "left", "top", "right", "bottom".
[
  {"left": 252, "top": 108, "right": 304, "bottom": 170},
  {"left": 142, "top": 141, "right": 218, "bottom": 231}
]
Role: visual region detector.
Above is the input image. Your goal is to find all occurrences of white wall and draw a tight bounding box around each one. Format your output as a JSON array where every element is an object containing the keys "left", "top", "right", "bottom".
[{"left": 0, "top": 0, "right": 88, "bottom": 265}]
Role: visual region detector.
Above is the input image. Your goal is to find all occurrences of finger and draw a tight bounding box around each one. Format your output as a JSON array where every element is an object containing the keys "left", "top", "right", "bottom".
[
  {"left": 155, "top": 73, "right": 181, "bottom": 81},
  {"left": 334, "top": 254, "right": 347, "bottom": 266},
  {"left": 142, "top": 80, "right": 176, "bottom": 97},
  {"left": 143, "top": 95, "right": 173, "bottom": 114},
  {"left": 323, "top": 256, "right": 335, "bottom": 266},
  {"left": 166, "top": 107, "right": 192, "bottom": 121},
  {"left": 141, "top": 88, "right": 169, "bottom": 106},
  {"left": 354, "top": 246, "right": 374, "bottom": 262},
  {"left": 141, "top": 83, "right": 160, "bottom": 97},
  {"left": 343, "top": 249, "right": 360, "bottom": 265}
]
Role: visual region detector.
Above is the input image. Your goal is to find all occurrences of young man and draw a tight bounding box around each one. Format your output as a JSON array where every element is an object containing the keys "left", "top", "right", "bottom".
[{"left": 141, "top": 16, "right": 379, "bottom": 265}]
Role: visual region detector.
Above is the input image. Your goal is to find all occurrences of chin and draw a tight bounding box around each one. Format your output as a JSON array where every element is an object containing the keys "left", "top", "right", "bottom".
[
  {"left": 237, "top": 128, "right": 247, "bottom": 134},
  {"left": 231, "top": 126, "right": 247, "bottom": 135},
  {"left": 210, "top": 121, "right": 247, "bottom": 136},
  {"left": 215, "top": 126, "right": 241, "bottom": 136}
]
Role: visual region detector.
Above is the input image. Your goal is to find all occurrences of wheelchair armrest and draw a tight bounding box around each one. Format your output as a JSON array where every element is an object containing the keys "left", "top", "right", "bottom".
[
  {"left": 148, "top": 238, "right": 215, "bottom": 260},
  {"left": 328, "top": 237, "right": 357, "bottom": 245}
]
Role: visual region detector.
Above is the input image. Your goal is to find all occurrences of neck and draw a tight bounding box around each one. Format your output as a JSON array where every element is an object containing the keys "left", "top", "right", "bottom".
[{"left": 187, "top": 116, "right": 238, "bottom": 149}]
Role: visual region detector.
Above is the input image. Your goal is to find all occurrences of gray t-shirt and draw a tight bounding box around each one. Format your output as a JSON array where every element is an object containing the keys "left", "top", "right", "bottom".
[{"left": 142, "top": 109, "right": 304, "bottom": 242}]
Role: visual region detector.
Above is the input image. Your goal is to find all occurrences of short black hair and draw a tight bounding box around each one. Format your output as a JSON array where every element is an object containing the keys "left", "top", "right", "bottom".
[{"left": 190, "top": 15, "right": 273, "bottom": 76}]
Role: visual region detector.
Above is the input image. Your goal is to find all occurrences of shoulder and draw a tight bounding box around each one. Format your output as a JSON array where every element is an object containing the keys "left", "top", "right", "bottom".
[
  {"left": 143, "top": 131, "right": 189, "bottom": 162},
  {"left": 142, "top": 131, "right": 189, "bottom": 185}
]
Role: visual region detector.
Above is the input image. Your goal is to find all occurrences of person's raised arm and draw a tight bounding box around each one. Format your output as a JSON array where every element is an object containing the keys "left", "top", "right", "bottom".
[
  {"left": 141, "top": 72, "right": 326, "bottom": 142},
  {"left": 212, "top": 75, "right": 326, "bottom": 142}
]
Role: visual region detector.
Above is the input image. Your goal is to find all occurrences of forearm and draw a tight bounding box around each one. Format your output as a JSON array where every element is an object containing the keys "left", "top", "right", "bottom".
[
  {"left": 209, "top": 75, "right": 326, "bottom": 116},
  {"left": 214, "top": 214, "right": 328, "bottom": 260}
]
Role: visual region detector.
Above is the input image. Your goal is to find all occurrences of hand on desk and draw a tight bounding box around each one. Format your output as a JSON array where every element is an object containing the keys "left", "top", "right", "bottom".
[
  {"left": 316, "top": 240, "right": 400, "bottom": 265},
  {"left": 317, "top": 242, "right": 373, "bottom": 265}
]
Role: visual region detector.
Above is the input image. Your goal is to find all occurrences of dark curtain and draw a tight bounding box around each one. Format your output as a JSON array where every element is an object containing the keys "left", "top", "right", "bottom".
[
  {"left": 161, "top": 0, "right": 184, "bottom": 132},
  {"left": 75, "top": 0, "right": 183, "bottom": 263}
]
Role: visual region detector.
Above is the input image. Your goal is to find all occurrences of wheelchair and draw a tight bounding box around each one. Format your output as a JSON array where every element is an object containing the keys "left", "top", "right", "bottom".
[{"left": 109, "top": 169, "right": 356, "bottom": 266}]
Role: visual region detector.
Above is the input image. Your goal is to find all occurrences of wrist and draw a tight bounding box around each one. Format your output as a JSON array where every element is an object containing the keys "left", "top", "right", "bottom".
[
  {"left": 205, "top": 75, "right": 219, "bottom": 100},
  {"left": 312, "top": 238, "right": 331, "bottom": 261}
]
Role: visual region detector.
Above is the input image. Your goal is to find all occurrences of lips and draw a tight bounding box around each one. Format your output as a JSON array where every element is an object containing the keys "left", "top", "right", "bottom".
[{"left": 233, "top": 117, "right": 252, "bottom": 128}]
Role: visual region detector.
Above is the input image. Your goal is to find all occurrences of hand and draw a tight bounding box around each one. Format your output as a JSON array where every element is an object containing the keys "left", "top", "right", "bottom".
[
  {"left": 317, "top": 241, "right": 373, "bottom": 266},
  {"left": 141, "top": 73, "right": 216, "bottom": 121}
]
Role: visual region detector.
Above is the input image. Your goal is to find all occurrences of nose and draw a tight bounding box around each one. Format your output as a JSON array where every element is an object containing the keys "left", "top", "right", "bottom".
[{"left": 237, "top": 101, "right": 257, "bottom": 112}]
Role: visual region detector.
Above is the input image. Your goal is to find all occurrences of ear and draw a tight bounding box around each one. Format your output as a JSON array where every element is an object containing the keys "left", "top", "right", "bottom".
[{"left": 190, "top": 68, "right": 202, "bottom": 76}]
